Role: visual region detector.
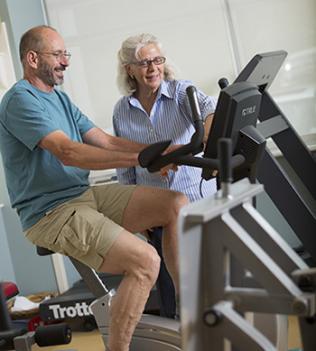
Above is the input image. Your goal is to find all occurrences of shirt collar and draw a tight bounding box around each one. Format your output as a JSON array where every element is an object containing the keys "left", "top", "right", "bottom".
[
  {"left": 159, "top": 80, "right": 173, "bottom": 99},
  {"left": 128, "top": 80, "right": 174, "bottom": 107}
]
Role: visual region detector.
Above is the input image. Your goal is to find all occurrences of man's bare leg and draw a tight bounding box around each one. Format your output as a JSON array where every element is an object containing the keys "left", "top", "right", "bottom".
[
  {"left": 99, "top": 186, "right": 188, "bottom": 350},
  {"left": 122, "top": 186, "right": 189, "bottom": 295},
  {"left": 99, "top": 230, "right": 160, "bottom": 351}
]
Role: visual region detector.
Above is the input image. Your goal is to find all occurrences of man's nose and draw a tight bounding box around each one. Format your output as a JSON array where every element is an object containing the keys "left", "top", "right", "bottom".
[{"left": 60, "top": 55, "right": 70, "bottom": 66}]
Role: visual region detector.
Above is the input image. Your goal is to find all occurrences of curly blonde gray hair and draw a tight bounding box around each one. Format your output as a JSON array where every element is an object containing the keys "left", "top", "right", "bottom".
[{"left": 117, "top": 33, "right": 175, "bottom": 96}]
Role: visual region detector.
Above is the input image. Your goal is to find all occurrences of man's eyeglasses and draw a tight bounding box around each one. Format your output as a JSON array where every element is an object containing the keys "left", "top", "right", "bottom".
[
  {"left": 36, "top": 51, "right": 72, "bottom": 60},
  {"left": 132, "top": 56, "right": 166, "bottom": 68}
]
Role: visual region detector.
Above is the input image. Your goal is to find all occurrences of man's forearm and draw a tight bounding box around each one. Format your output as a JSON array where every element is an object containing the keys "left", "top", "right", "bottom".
[
  {"left": 40, "top": 129, "right": 144, "bottom": 171},
  {"left": 107, "top": 134, "right": 147, "bottom": 153},
  {"left": 52, "top": 138, "right": 139, "bottom": 170},
  {"left": 83, "top": 127, "right": 147, "bottom": 153}
]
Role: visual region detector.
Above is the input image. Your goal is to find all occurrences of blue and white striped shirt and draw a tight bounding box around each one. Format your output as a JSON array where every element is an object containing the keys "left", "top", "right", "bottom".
[{"left": 113, "top": 79, "right": 217, "bottom": 202}]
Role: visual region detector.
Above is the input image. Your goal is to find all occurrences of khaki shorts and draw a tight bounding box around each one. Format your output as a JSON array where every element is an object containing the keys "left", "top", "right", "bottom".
[{"left": 25, "top": 183, "right": 136, "bottom": 271}]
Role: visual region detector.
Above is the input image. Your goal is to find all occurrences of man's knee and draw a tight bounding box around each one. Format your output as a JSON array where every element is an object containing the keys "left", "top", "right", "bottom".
[
  {"left": 132, "top": 245, "right": 161, "bottom": 287},
  {"left": 170, "top": 192, "right": 189, "bottom": 217}
]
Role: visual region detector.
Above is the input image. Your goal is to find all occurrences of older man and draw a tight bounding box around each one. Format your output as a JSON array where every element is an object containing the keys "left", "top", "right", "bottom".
[{"left": 0, "top": 25, "right": 188, "bottom": 351}]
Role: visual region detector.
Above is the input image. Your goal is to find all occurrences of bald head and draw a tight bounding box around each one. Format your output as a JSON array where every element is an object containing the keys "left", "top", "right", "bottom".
[
  {"left": 19, "top": 25, "right": 69, "bottom": 90},
  {"left": 19, "top": 25, "right": 58, "bottom": 65}
]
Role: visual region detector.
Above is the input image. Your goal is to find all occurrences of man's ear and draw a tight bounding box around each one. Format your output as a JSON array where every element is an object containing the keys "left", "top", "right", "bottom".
[{"left": 26, "top": 51, "right": 39, "bottom": 69}]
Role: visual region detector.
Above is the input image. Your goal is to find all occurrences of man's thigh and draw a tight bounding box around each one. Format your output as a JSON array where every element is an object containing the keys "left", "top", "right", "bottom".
[
  {"left": 121, "top": 185, "right": 184, "bottom": 234},
  {"left": 26, "top": 202, "right": 124, "bottom": 271},
  {"left": 56, "top": 206, "right": 126, "bottom": 270},
  {"left": 91, "top": 183, "right": 136, "bottom": 225}
]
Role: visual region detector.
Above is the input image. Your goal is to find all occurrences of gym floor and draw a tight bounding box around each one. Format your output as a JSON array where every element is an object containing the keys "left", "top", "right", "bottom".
[{"left": 31, "top": 316, "right": 302, "bottom": 351}]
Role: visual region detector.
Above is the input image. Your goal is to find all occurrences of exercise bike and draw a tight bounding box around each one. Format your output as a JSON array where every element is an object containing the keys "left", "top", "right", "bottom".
[
  {"left": 38, "top": 50, "right": 315, "bottom": 350},
  {"left": 36, "top": 81, "right": 254, "bottom": 351}
]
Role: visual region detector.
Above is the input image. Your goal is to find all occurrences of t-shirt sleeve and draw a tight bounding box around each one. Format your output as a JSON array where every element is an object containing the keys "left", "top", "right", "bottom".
[
  {"left": 4, "top": 91, "right": 59, "bottom": 150},
  {"left": 69, "top": 100, "right": 95, "bottom": 135}
]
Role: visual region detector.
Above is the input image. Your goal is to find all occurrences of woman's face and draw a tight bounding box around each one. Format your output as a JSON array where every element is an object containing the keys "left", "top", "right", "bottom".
[{"left": 127, "top": 43, "right": 165, "bottom": 94}]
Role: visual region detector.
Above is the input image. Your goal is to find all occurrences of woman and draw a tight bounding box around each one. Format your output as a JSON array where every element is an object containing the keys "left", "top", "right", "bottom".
[{"left": 113, "top": 33, "right": 218, "bottom": 318}]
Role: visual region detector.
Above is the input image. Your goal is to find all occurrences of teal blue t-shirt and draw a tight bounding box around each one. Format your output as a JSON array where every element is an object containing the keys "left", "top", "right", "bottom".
[{"left": 0, "top": 80, "right": 95, "bottom": 230}]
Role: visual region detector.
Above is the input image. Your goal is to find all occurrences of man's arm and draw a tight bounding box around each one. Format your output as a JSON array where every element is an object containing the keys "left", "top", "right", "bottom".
[
  {"left": 84, "top": 127, "right": 178, "bottom": 174},
  {"left": 39, "top": 129, "right": 144, "bottom": 170},
  {"left": 82, "top": 127, "right": 146, "bottom": 153}
]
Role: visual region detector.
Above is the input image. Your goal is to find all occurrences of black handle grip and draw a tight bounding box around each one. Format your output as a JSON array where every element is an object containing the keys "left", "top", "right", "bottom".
[
  {"left": 186, "top": 86, "right": 202, "bottom": 122},
  {"left": 218, "top": 138, "right": 232, "bottom": 184},
  {"left": 138, "top": 140, "right": 171, "bottom": 168},
  {"left": 35, "top": 323, "right": 72, "bottom": 346},
  {"left": 218, "top": 77, "right": 229, "bottom": 89}
]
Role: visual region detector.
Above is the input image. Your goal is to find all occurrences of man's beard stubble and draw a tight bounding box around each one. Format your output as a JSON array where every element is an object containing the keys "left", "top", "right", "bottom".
[{"left": 37, "top": 60, "right": 64, "bottom": 87}]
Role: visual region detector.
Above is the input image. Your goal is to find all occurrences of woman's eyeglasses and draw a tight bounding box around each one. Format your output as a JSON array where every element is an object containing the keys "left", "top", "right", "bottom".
[{"left": 132, "top": 56, "right": 166, "bottom": 68}]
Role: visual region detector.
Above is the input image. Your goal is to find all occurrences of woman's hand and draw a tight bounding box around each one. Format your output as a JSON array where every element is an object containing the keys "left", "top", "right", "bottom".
[
  {"left": 158, "top": 143, "right": 181, "bottom": 176},
  {"left": 160, "top": 163, "right": 178, "bottom": 176}
]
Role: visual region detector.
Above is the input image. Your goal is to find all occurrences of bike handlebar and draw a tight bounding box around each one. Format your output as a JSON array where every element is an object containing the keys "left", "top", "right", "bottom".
[
  {"left": 138, "top": 85, "right": 204, "bottom": 172},
  {"left": 138, "top": 85, "right": 245, "bottom": 175}
]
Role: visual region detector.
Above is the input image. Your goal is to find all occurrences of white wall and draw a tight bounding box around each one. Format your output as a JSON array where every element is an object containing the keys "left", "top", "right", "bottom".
[
  {"left": 0, "top": 0, "right": 58, "bottom": 295},
  {"left": 0, "top": 206, "right": 16, "bottom": 282},
  {"left": 44, "top": 0, "right": 316, "bottom": 144},
  {"left": 45, "top": 0, "right": 236, "bottom": 127},
  {"left": 227, "top": 0, "right": 316, "bottom": 139},
  {"left": 0, "top": 22, "right": 16, "bottom": 100},
  {"left": 0, "top": 17, "right": 16, "bottom": 283},
  {"left": 0, "top": 0, "right": 315, "bottom": 293}
]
